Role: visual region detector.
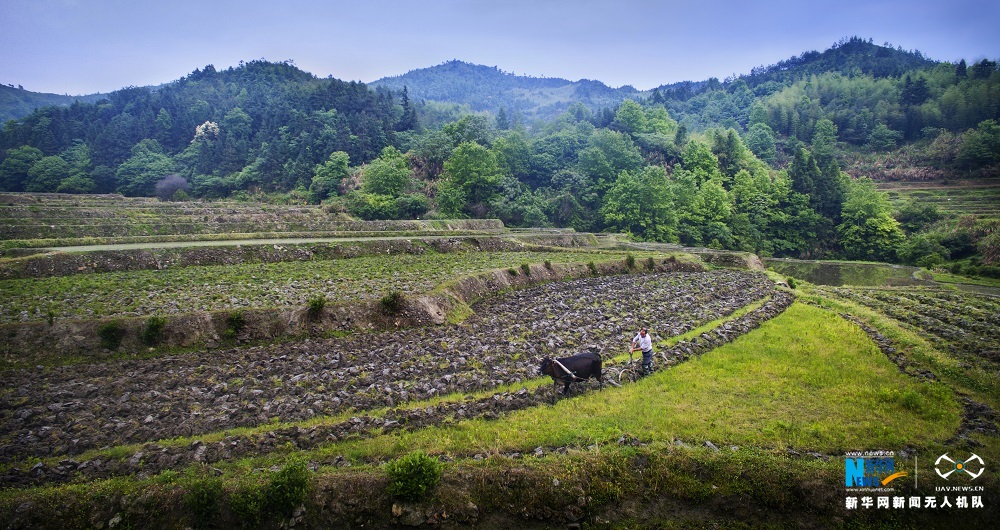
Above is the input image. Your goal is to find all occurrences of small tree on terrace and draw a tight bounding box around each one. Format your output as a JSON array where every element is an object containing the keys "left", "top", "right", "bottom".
[
  {"left": 362, "top": 146, "right": 410, "bottom": 197},
  {"left": 310, "top": 151, "right": 350, "bottom": 202},
  {"left": 836, "top": 177, "right": 905, "bottom": 262}
]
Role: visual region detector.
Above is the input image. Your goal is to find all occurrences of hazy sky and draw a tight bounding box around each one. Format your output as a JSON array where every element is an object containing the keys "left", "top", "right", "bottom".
[{"left": 2, "top": 0, "right": 998, "bottom": 95}]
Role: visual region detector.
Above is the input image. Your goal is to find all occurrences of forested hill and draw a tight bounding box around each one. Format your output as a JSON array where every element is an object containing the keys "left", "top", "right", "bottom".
[
  {"left": 0, "top": 84, "right": 105, "bottom": 123},
  {"left": 370, "top": 60, "right": 641, "bottom": 123},
  {"left": 0, "top": 60, "right": 410, "bottom": 196},
  {"left": 734, "top": 37, "right": 939, "bottom": 89}
]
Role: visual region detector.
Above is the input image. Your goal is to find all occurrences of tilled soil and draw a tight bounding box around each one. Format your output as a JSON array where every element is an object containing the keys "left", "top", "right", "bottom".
[
  {"left": 820, "top": 286, "right": 1000, "bottom": 370},
  {"left": 0, "top": 270, "right": 778, "bottom": 486}
]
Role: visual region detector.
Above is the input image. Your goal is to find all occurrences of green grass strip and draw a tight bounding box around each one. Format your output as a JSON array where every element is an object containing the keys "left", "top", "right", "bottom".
[{"left": 315, "top": 302, "right": 961, "bottom": 464}]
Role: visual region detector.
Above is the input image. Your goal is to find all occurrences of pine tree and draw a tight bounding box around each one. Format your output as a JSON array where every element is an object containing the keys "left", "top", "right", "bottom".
[
  {"left": 955, "top": 59, "right": 968, "bottom": 82},
  {"left": 788, "top": 148, "right": 819, "bottom": 198},
  {"left": 397, "top": 86, "right": 418, "bottom": 131},
  {"left": 900, "top": 75, "right": 929, "bottom": 106},
  {"left": 496, "top": 106, "right": 510, "bottom": 130}
]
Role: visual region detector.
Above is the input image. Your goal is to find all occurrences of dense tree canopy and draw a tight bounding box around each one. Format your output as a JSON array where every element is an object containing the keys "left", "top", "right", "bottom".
[
  {"left": 600, "top": 165, "right": 676, "bottom": 242},
  {"left": 837, "top": 177, "right": 906, "bottom": 262}
]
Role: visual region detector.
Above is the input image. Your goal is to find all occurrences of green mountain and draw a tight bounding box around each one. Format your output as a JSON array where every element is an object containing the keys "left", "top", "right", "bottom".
[
  {"left": 0, "top": 60, "right": 408, "bottom": 196},
  {"left": 0, "top": 84, "right": 105, "bottom": 123},
  {"left": 370, "top": 60, "right": 642, "bottom": 123},
  {"left": 369, "top": 38, "right": 942, "bottom": 128},
  {"left": 736, "top": 36, "right": 939, "bottom": 89},
  {"left": 1, "top": 38, "right": 995, "bottom": 201}
]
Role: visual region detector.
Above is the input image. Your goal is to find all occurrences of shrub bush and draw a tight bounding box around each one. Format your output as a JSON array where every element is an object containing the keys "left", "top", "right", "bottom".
[
  {"left": 394, "top": 193, "right": 429, "bottom": 220},
  {"left": 588, "top": 261, "right": 598, "bottom": 276},
  {"left": 626, "top": 253, "right": 636, "bottom": 269},
  {"left": 645, "top": 257, "right": 656, "bottom": 270},
  {"left": 224, "top": 311, "right": 246, "bottom": 339},
  {"left": 520, "top": 263, "right": 531, "bottom": 276},
  {"left": 380, "top": 291, "right": 405, "bottom": 314},
  {"left": 385, "top": 451, "right": 443, "bottom": 501},
  {"left": 979, "top": 265, "right": 1000, "bottom": 279},
  {"left": 98, "top": 320, "right": 126, "bottom": 350},
  {"left": 917, "top": 253, "right": 945, "bottom": 270},
  {"left": 141, "top": 316, "right": 167, "bottom": 346},
  {"left": 306, "top": 294, "right": 326, "bottom": 320},
  {"left": 229, "top": 480, "right": 265, "bottom": 528},
  {"left": 544, "top": 259, "right": 553, "bottom": 270},
  {"left": 346, "top": 191, "right": 398, "bottom": 220},
  {"left": 265, "top": 459, "right": 312, "bottom": 516},
  {"left": 786, "top": 277, "right": 797, "bottom": 289},
  {"left": 184, "top": 476, "right": 222, "bottom": 528}
]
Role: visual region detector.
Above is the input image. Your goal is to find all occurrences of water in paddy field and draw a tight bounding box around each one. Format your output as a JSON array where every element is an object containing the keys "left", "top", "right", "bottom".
[
  {"left": 766, "top": 258, "right": 1000, "bottom": 296},
  {"left": 764, "top": 258, "right": 934, "bottom": 288}
]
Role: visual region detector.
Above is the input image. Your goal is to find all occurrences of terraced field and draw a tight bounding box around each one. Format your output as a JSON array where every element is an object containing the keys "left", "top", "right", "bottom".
[
  {"left": 878, "top": 178, "right": 1000, "bottom": 218},
  {"left": 817, "top": 286, "right": 1000, "bottom": 371},
  {"left": 0, "top": 249, "right": 644, "bottom": 323},
  {"left": 0, "top": 271, "right": 776, "bottom": 469},
  {"left": 0, "top": 193, "right": 503, "bottom": 245},
  {"left": 0, "top": 192, "right": 996, "bottom": 529}
]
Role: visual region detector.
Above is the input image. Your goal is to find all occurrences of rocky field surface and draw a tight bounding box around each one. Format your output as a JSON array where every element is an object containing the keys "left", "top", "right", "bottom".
[
  {"left": 0, "top": 270, "right": 773, "bottom": 462},
  {"left": 0, "top": 272, "right": 793, "bottom": 486}
]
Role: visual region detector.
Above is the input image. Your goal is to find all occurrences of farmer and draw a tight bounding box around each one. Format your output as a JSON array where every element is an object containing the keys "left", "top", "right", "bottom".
[{"left": 630, "top": 327, "right": 654, "bottom": 376}]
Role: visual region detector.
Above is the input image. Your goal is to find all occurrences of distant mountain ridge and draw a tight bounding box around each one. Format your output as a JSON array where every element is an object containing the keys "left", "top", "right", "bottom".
[
  {"left": 1, "top": 37, "right": 946, "bottom": 126},
  {"left": 736, "top": 36, "right": 938, "bottom": 88},
  {"left": 0, "top": 84, "right": 105, "bottom": 122},
  {"left": 371, "top": 38, "right": 941, "bottom": 122},
  {"left": 371, "top": 60, "right": 642, "bottom": 123}
]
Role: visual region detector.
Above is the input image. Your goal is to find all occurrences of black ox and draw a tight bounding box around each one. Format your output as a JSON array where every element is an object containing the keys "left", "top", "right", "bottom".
[{"left": 540, "top": 352, "right": 603, "bottom": 398}]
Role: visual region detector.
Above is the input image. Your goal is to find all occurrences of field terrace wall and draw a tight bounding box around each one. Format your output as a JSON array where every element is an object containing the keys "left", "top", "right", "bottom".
[
  {"left": 0, "top": 217, "right": 505, "bottom": 241},
  {"left": 507, "top": 232, "right": 600, "bottom": 248},
  {"left": 0, "top": 253, "right": 720, "bottom": 364},
  {"left": 0, "top": 235, "right": 596, "bottom": 279},
  {"left": 685, "top": 249, "right": 765, "bottom": 270}
]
